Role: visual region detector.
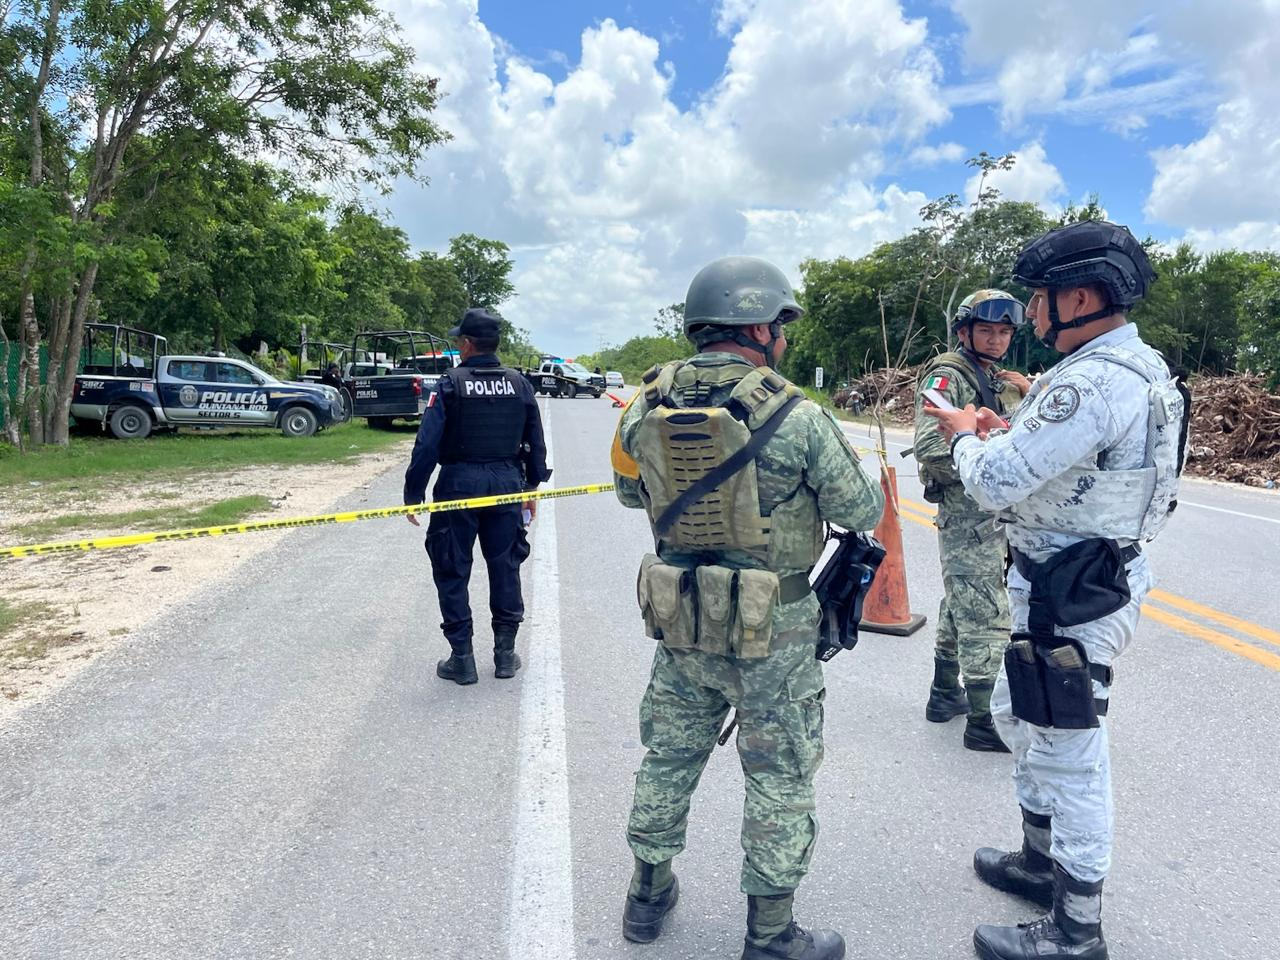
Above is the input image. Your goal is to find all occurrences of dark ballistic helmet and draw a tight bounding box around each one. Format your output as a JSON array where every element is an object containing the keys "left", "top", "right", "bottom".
[
  {"left": 1013, "top": 220, "right": 1156, "bottom": 309},
  {"left": 683, "top": 256, "right": 804, "bottom": 336}
]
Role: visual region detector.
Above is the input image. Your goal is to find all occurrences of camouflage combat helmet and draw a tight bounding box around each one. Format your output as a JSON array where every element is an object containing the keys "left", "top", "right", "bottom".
[
  {"left": 1013, "top": 220, "right": 1156, "bottom": 348},
  {"left": 951, "top": 289, "right": 1025, "bottom": 363},
  {"left": 683, "top": 256, "right": 804, "bottom": 367},
  {"left": 951, "top": 289, "right": 1025, "bottom": 334}
]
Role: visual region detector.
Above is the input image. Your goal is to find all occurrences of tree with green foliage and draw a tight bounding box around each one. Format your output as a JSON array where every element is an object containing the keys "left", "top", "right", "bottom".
[
  {"left": 326, "top": 207, "right": 413, "bottom": 339},
  {"left": 3, "top": 0, "right": 448, "bottom": 446},
  {"left": 449, "top": 233, "right": 516, "bottom": 311},
  {"left": 652, "top": 303, "right": 685, "bottom": 339},
  {"left": 396, "top": 252, "right": 470, "bottom": 336},
  {"left": 1237, "top": 253, "right": 1280, "bottom": 385}
]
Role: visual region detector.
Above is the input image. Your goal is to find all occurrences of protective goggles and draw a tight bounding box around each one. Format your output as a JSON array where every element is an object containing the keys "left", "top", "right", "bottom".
[{"left": 960, "top": 297, "right": 1026, "bottom": 326}]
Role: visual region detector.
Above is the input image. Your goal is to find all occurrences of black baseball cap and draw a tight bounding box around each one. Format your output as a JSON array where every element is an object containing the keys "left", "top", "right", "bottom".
[{"left": 448, "top": 308, "right": 501, "bottom": 340}]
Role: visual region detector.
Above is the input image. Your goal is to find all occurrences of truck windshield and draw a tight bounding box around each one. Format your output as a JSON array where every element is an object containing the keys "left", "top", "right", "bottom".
[{"left": 562, "top": 362, "right": 589, "bottom": 375}]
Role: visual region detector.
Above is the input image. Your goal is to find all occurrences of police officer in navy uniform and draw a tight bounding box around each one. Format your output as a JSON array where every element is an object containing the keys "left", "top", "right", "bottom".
[{"left": 404, "top": 308, "right": 550, "bottom": 684}]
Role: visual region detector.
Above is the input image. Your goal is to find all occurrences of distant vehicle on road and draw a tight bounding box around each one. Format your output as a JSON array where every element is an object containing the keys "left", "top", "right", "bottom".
[
  {"left": 72, "top": 324, "right": 345, "bottom": 439},
  {"left": 520, "top": 356, "right": 604, "bottom": 399},
  {"left": 606, "top": 371, "right": 624, "bottom": 388}
]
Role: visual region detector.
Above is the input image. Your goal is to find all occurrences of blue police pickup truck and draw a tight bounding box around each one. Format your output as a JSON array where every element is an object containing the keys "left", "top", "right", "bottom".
[
  {"left": 71, "top": 324, "right": 345, "bottom": 439},
  {"left": 349, "top": 330, "right": 458, "bottom": 428}
]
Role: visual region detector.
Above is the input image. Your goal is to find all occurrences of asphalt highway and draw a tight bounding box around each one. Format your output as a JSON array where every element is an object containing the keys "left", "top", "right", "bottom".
[{"left": 2, "top": 389, "right": 1277, "bottom": 960}]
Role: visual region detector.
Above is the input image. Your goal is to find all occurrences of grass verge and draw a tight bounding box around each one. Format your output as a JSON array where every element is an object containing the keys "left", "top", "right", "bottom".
[
  {"left": 0, "top": 599, "right": 61, "bottom": 663},
  {"left": 0, "top": 419, "right": 414, "bottom": 485},
  {"left": 18, "top": 494, "right": 275, "bottom": 541}
]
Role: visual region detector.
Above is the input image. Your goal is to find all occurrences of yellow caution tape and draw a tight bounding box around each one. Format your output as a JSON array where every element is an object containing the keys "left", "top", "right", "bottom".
[{"left": 0, "top": 482, "right": 616, "bottom": 560}]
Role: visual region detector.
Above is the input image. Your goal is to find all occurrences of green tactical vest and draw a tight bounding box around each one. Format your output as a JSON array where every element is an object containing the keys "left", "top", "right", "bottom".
[
  {"left": 918, "top": 351, "right": 1009, "bottom": 415},
  {"left": 631, "top": 359, "right": 824, "bottom": 573},
  {"left": 916, "top": 351, "right": 1010, "bottom": 491}
]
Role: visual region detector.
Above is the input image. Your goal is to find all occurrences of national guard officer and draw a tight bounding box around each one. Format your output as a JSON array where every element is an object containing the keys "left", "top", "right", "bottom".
[
  {"left": 925, "top": 222, "right": 1188, "bottom": 960},
  {"left": 611, "top": 257, "right": 884, "bottom": 960},
  {"left": 914, "top": 290, "right": 1029, "bottom": 751},
  {"left": 404, "top": 308, "right": 551, "bottom": 684}
]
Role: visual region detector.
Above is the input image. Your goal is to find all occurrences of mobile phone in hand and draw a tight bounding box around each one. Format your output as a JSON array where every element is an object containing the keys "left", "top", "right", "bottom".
[{"left": 922, "top": 387, "right": 957, "bottom": 412}]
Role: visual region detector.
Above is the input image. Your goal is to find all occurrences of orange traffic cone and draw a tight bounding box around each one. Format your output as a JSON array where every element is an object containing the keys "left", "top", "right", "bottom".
[{"left": 860, "top": 465, "right": 927, "bottom": 636}]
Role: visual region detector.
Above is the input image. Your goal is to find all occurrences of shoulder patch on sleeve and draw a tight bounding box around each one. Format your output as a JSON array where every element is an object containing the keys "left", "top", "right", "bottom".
[
  {"left": 1037, "top": 383, "right": 1081, "bottom": 423},
  {"left": 923, "top": 373, "right": 950, "bottom": 391}
]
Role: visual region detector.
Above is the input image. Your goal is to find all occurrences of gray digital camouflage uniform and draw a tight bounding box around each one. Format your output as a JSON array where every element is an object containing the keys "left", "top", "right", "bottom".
[
  {"left": 614, "top": 353, "right": 884, "bottom": 896},
  {"left": 913, "top": 353, "right": 1014, "bottom": 685},
  {"left": 952, "top": 323, "right": 1173, "bottom": 882}
]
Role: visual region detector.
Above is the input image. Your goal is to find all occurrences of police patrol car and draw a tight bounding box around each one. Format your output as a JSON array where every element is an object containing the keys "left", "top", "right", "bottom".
[{"left": 72, "top": 324, "right": 345, "bottom": 439}]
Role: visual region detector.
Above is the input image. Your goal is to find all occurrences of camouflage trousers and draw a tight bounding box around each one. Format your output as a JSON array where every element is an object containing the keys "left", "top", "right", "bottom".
[
  {"left": 933, "top": 500, "right": 1010, "bottom": 684},
  {"left": 626, "top": 630, "right": 825, "bottom": 896}
]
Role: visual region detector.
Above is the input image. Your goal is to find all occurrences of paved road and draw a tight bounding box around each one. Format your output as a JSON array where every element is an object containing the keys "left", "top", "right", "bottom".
[{"left": 2, "top": 391, "right": 1277, "bottom": 959}]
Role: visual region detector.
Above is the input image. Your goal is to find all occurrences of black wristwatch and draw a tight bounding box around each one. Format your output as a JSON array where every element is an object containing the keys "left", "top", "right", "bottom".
[{"left": 949, "top": 430, "right": 978, "bottom": 456}]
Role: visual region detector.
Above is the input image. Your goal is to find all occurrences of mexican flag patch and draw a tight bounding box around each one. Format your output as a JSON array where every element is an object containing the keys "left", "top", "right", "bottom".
[{"left": 924, "top": 374, "right": 949, "bottom": 391}]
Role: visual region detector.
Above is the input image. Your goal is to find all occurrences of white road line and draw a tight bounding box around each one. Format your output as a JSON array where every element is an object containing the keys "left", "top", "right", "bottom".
[
  {"left": 507, "top": 399, "right": 576, "bottom": 959},
  {"left": 1176, "top": 500, "right": 1280, "bottom": 526}
]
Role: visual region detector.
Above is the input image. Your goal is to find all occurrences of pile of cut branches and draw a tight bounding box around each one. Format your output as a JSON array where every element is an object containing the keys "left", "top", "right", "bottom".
[
  {"left": 835, "top": 366, "right": 920, "bottom": 424},
  {"left": 1184, "top": 374, "right": 1280, "bottom": 487}
]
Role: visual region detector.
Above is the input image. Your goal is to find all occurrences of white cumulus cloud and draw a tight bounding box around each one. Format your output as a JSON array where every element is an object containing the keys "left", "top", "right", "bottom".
[
  {"left": 964, "top": 142, "right": 1067, "bottom": 208},
  {"left": 1144, "top": 1, "right": 1280, "bottom": 248},
  {"left": 380, "top": 0, "right": 949, "bottom": 352}
]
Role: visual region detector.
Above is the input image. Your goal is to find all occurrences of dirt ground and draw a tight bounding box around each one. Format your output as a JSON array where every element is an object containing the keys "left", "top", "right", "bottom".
[{"left": 0, "top": 441, "right": 411, "bottom": 724}]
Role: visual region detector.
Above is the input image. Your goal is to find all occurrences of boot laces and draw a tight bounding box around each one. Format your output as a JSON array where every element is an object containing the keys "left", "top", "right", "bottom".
[{"left": 1018, "top": 914, "right": 1068, "bottom": 943}]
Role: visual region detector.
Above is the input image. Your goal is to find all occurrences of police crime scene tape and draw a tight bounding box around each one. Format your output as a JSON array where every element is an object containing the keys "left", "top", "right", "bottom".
[{"left": 0, "top": 482, "right": 616, "bottom": 561}]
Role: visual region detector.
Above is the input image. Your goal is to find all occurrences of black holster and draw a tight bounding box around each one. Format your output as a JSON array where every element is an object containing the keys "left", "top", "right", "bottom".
[
  {"left": 1004, "top": 539, "right": 1135, "bottom": 729},
  {"left": 813, "top": 530, "right": 886, "bottom": 661}
]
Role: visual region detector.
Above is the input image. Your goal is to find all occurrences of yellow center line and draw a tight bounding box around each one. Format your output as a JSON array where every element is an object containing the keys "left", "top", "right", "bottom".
[
  {"left": 892, "top": 495, "right": 1280, "bottom": 673},
  {"left": 1142, "top": 605, "right": 1280, "bottom": 673},
  {"left": 897, "top": 503, "right": 936, "bottom": 529},
  {"left": 1146, "top": 589, "right": 1280, "bottom": 651},
  {"left": 900, "top": 496, "right": 937, "bottom": 516}
]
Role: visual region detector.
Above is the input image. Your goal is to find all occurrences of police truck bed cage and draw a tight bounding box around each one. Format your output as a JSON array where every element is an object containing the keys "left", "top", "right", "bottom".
[
  {"left": 348, "top": 329, "right": 458, "bottom": 425},
  {"left": 80, "top": 323, "right": 167, "bottom": 378}
]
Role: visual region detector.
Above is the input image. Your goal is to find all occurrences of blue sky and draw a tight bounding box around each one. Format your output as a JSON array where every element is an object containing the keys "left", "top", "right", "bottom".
[{"left": 383, "top": 0, "right": 1280, "bottom": 353}]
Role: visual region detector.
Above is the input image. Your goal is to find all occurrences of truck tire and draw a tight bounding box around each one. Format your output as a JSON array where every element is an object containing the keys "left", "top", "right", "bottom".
[
  {"left": 565, "top": 383, "right": 577, "bottom": 399},
  {"left": 337, "top": 388, "right": 354, "bottom": 423},
  {"left": 369, "top": 416, "right": 394, "bottom": 429},
  {"left": 109, "top": 404, "right": 153, "bottom": 440},
  {"left": 280, "top": 406, "right": 319, "bottom": 437}
]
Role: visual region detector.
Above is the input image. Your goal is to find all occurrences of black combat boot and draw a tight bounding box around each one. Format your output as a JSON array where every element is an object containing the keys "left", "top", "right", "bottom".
[
  {"left": 741, "top": 894, "right": 845, "bottom": 960},
  {"left": 973, "top": 862, "right": 1107, "bottom": 960},
  {"left": 436, "top": 638, "right": 478, "bottom": 685},
  {"left": 963, "top": 680, "right": 1011, "bottom": 752},
  {"left": 974, "top": 807, "right": 1054, "bottom": 907},
  {"left": 493, "top": 627, "right": 522, "bottom": 679},
  {"left": 622, "top": 859, "right": 679, "bottom": 943},
  {"left": 925, "top": 655, "right": 969, "bottom": 722}
]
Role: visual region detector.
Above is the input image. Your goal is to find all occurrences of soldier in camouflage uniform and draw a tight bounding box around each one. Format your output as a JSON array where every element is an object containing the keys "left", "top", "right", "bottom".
[
  {"left": 913, "top": 290, "right": 1029, "bottom": 751},
  {"left": 611, "top": 256, "right": 883, "bottom": 960}
]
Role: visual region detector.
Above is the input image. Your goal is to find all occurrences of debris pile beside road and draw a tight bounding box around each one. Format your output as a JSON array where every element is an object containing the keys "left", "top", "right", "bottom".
[
  {"left": 835, "top": 366, "right": 920, "bottom": 423},
  {"left": 1185, "top": 374, "right": 1280, "bottom": 488}
]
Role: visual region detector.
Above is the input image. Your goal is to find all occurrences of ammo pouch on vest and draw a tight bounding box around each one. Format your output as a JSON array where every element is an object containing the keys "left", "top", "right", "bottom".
[
  {"left": 636, "top": 554, "right": 804, "bottom": 659},
  {"left": 921, "top": 473, "right": 945, "bottom": 504},
  {"left": 1003, "top": 539, "right": 1133, "bottom": 729}
]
